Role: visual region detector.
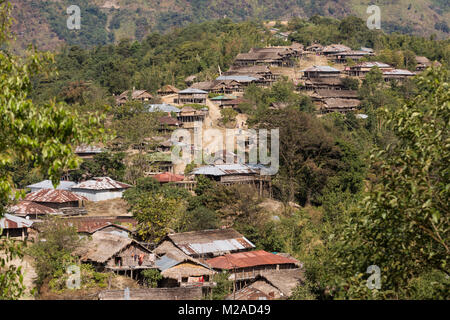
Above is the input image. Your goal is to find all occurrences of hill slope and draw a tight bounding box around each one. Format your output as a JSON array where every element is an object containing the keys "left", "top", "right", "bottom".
[{"left": 9, "top": 0, "right": 450, "bottom": 51}]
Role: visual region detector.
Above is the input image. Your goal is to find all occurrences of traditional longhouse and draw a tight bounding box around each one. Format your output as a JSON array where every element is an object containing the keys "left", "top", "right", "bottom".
[
  {"left": 177, "top": 88, "right": 208, "bottom": 104},
  {"left": 75, "top": 232, "right": 156, "bottom": 278},
  {"left": 25, "top": 189, "right": 87, "bottom": 210},
  {"left": 116, "top": 89, "right": 153, "bottom": 106},
  {"left": 157, "top": 228, "right": 255, "bottom": 259},
  {"left": 157, "top": 85, "right": 180, "bottom": 96},
  {"left": 0, "top": 213, "right": 34, "bottom": 240},
  {"left": 344, "top": 61, "right": 392, "bottom": 77},
  {"left": 7, "top": 200, "right": 61, "bottom": 219},
  {"left": 71, "top": 177, "right": 131, "bottom": 202},
  {"left": 26, "top": 180, "right": 76, "bottom": 193},
  {"left": 206, "top": 250, "right": 299, "bottom": 283}
]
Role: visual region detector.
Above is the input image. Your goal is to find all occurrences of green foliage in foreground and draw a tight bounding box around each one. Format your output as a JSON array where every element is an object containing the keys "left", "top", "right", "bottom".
[
  {"left": 0, "top": 0, "right": 104, "bottom": 300},
  {"left": 317, "top": 67, "right": 449, "bottom": 299}
]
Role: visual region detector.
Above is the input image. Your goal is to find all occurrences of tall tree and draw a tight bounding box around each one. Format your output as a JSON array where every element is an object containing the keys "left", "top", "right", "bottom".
[{"left": 0, "top": 1, "right": 104, "bottom": 299}]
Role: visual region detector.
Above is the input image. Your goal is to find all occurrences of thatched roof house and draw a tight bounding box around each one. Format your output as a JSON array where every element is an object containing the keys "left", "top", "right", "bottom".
[
  {"left": 157, "top": 85, "right": 179, "bottom": 96},
  {"left": 74, "top": 232, "right": 156, "bottom": 275},
  {"left": 154, "top": 240, "right": 216, "bottom": 287},
  {"left": 116, "top": 89, "right": 153, "bottom": 106}
]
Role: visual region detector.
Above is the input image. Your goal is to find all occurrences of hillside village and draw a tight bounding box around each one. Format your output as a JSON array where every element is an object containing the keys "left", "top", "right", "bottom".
[
  {"left": 1, "top": 0, "right": 449, "bottom": 301},
  {"left": 2, "top": 24, "right": 446, "bottom": 300}
]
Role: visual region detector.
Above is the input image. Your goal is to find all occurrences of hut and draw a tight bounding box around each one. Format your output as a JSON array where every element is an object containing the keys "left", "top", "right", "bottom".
[
  {"left": 415, "top": 56, "right": 442, "bottom": 72},
  {"left": 0, "top": 213, "right": 34, "bottom": 240},
  {"left": 71, "top": 177, "right": 131, "bottom": 202},
  {"left": 321, "top": 98, "right": 361, "bottom": 113},
  {"left": 74, "top": 232, "right": 156, "bottom": 278},
  {"left": 157, "top": 85, "right": 180, "bottom": 96},
  {"left": 116, "top": 89, "right": 153, "bottom": 106}
]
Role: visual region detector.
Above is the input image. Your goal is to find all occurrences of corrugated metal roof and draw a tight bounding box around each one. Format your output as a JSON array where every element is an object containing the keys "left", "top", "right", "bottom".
[
  {"left": 25, "top": 189, "right": 87, "bottom": 203},
  {"left": 7, "top": 201, "right": 60, "bottom": 215},
  {"left": 302, "top": 65, "right": 340, "bottom": 73},
  {"left": 178, "top": 88, "right": 208, "bottom": 94},
  {"left": 216, "top": 75, "right": 258, "bottom": 82},
  {"left": 155, "top": 255, "right": 180, "bottom": 272},
  {"left": 206, "top": 250, "right": 298, "bottom": 270},
  {"left": 191, "top": 164, "right": 261, "bottom": 176},
  {"left": 383, "top": 69, "right": 416, "bottom": 76},
  {"left": 147, "top": 103, "right": 181, "bottom": 113},
  {"left": 72, "top": 177, "right": 131, "bottom": 191},
  {"left": 356, "top": 62, "right": 391, "bottom": 68},
  {"left": 26, "top": 180, "right": 76, "bottom": 191},
  {"left": 167, "top": 228, "right": 255, "bottom": 256},
  {"left": 0, "top": 214, "right": 34, "bottom": 229}
]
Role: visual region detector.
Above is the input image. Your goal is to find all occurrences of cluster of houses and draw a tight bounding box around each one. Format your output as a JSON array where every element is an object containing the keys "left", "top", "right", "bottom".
[{"left": 93, "top": 228, "right": 304, "bottom": 300}]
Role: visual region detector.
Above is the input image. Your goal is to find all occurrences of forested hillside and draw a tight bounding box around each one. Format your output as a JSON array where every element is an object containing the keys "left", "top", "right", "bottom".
[{"left": 10, "top": 0, "right": 450, "bottom": 52}]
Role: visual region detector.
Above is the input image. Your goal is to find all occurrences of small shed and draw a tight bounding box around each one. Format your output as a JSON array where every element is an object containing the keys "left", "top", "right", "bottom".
[
  {"left": 71, "top": 177, "right": 132, "bottom": 202},
  {"left": 0, "top": 213, "right": 34, "bottom": 240}
]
